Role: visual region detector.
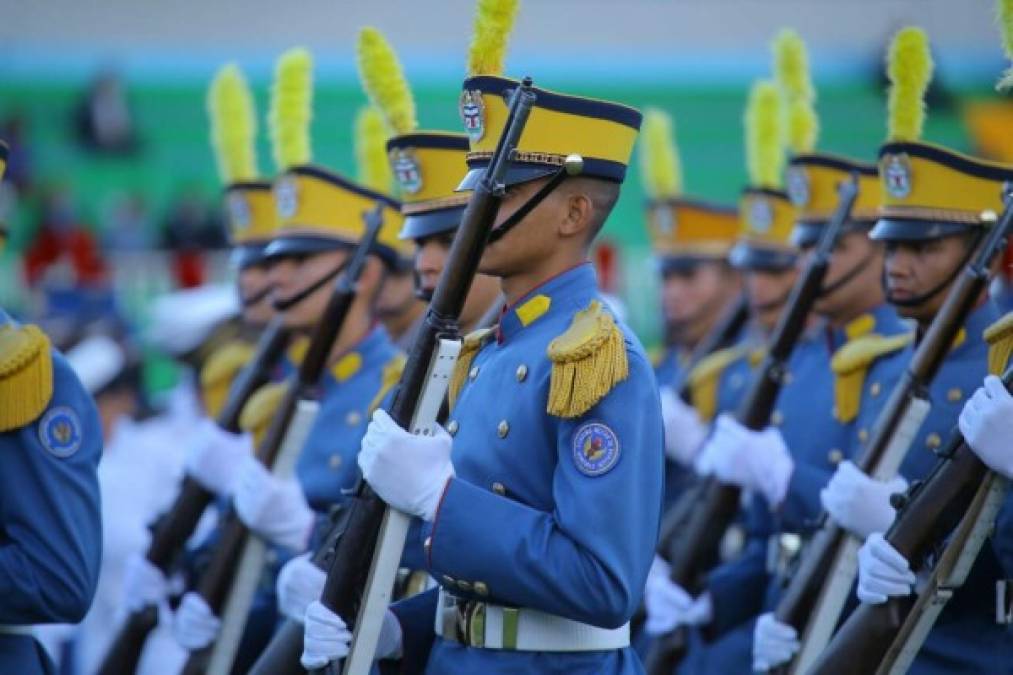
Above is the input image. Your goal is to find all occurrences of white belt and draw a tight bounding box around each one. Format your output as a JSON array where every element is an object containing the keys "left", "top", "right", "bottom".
[
  {"left": 435, "top": 588, "right": 630, "bottom": 652},
  {"left": 0, "top": 625, "right": 33, "bottom": 636}
]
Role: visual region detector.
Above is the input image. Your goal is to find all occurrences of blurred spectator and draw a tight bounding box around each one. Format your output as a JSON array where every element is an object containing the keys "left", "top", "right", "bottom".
[
  {"left": 24, "top": 186, "right": 107, "bottom": 287},
  {"left": 1, "top": 112, "right": 33, "bottom": 192},
  {"left": 74, "top": 69, "right": 139, "bottom": 154},
  {"left": 101, "top": 190, "right": 154, "bottom": 252},
  {"left": 160, "top": 187, "right": 226, "bottom": 288}
]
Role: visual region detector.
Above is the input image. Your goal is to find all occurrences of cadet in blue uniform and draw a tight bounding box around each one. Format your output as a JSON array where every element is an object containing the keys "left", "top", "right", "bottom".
[
  {"left": 297, "top": 5, "right": 663, "bottom": 671},
  {"left": 758, "top": 27, "right": 1013, "bottom": 673},
  {"left": 0, "top": 138, "right": 103, "bottom": 675}
]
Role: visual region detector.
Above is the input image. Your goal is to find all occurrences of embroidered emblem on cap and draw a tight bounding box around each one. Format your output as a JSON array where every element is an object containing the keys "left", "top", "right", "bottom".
[
  {"left": 882, "top": 153, "right": 912, "bottom": 199},
  {"left": 786, "top": 167, "right": 810, "bottom": 207},
  {"left": 748, "top": 196, "right": 774, "bottom": 234},
  {"left": 390, "top": 147, "right": 423, "bottom": 195},
  {"left": 654, "top": 205, "right": 676, "bottom": 236},
  {"left": 38, "top": 406, "right": 83, "bottom": 458},
  {"left": 274, "top": 176, "right": 299, "bottom": 219},
  {"left": 459, "top": 89, "right": 486, "bottom": 142},
  {"left": 572, "top": 422, "right": 620, "bottom": 476},
  {"left": 227, "top": 192, "right": 252, "bottom": 232}
]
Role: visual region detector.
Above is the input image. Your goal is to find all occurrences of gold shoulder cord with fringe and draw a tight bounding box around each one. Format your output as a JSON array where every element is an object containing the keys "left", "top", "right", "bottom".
[
  {"left": 686, "top": 345, "right": 747, "bottom": 423},
  {"left": 448, "top": 328, "right": 495, "bottom": 410},
  {"left": 0, "top": 324, "right": 54, "bottom": 432},
  {"left": 368, "top": 354, "right": 408, "bottom": 415},
  {"left": 200, "top": 340, "right": 257, "bottom": 420},
  {"left": 547, "top": 301, "right": 629, "bottom": 419},
  {"left": 831, "top": 332, "right": 914, "bottom": 423},
  {"left": 238, "top": 381, "right": 287, "bottom": 448},
  {"left": 985, "top": 312, "right": 1013, "bottom": 375}
]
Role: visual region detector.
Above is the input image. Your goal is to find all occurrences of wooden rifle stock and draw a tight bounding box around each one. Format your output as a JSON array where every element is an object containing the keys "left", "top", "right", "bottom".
[
  {"left": 96, "top": 318, "right": 290, "bottom": 675},
  {"left": 644, "top": 176, "right": 859, "bottom": 675},
  {"left": 774, "top": 187, "right": 1013, "bottom": 673}
]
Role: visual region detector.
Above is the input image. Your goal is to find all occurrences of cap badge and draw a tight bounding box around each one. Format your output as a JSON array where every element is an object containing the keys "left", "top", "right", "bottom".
[
  {"left": 786, "top": 166, "right": 810, "bottom": 207},
  {"left": 459, "top": 89, "right": 486, "bottom": 143},
  {"left": 748, "top": 196, "right": 774, "bottom": 234},
  {"left": 390, "top": 148, "right": 423, "bottom": 195},
  {"left": 883, "top": 153, "right": 912, "bottom": 199},
  {"left": 227, "top": 192, "right": 251, "bottom": 232},
  {"left": 274, "top": 176, "right": 299, "bottom": 219}
]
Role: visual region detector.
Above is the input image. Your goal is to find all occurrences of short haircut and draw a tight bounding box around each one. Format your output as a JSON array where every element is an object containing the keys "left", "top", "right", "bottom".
[{"left": 567, "top": 177, "right": 620, "bottom": 245}]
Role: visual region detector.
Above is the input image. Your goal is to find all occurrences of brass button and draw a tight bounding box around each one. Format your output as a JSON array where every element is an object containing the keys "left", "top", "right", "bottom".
[
  {"left": 447, "top": 420, "right": 459, "bottom": 436},
  {"left": 870, "top": 382, "right": 881, "bottom": 397},
  {"left": 346, "top": 410, "right": 362, "bottom": 426},
  {"left": 329, "top": 454, "right": 342, "bottom": 469},
  {"left": 497, "top": 420, "right": 509, "bottom": 438},
  {"left": 730, "top": 374, "right": 744, "bottom": 390},
  {"left": 442, "top": 575, "right": 455, "bottom": 586},
  {"left": 926, "top": 432, "right": 942, "bottom": 450},
  {"left": 828, "top": 449, "right": 844, "bottom": 465},
  {"left": 516, "top": 364, "right": 528, "bottom": 382},
  {"left": 771, "top": 411, "right": 784, "bottom": 426},
  {"left": 456, "top": 579, "right": 473, "bottom": 592},
  {"left": 474, "top": 581, "right": 489, "bottom": 596},
  {"left": 858, "top": 428, "right": 869, "bottom": 443},
  {"left": 424, "top": 536, "right": 432, "bottom": 554},
  {"left": 492, "top": 482, "right": 506, "bottom": 496},
  {"left": 947, "top": 388, "right": 963, "bottom": 402},
  {"left": 469, "top": 366, "right": 480, "bottom": 380}
]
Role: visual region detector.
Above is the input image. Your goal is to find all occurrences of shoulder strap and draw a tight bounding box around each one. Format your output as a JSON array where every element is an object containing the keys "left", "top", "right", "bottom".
[{"left": 831, "top": 332, "right": 913, "bottom": 423}]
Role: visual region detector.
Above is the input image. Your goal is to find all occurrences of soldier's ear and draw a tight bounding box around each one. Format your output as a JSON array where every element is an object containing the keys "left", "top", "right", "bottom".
[{"left": 558, "top": 190, "right": 594, "bottom": 240}]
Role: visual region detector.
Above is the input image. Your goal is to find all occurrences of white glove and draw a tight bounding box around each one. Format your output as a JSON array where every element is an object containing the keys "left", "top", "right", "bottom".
[
  {"left": 857, "top": 532, "right": 916, "bottom": 604},
  {"left": 694, "top": 414, "right": 794, "bottom": 506},
  {"left": 277, "top": 552, "right": 326, "bottom": 623},
  {"left": 300, "top": 601, "right": 402, "bottom": 669},
  {"left": 752, "top": 612, "right": 800, "bottom": 671},
  {"left": 820, "top": 461, "right": 908, "bottom": 539},
  {"left": 234, "top": 455, "right": 315, "bottom": 553},
  {"left": 659, "top": 387, "right": 707, "bottom": 466},
  {"left": 644, "top": 555, "right": 713, "bottom": 635},
  {"left": 185, "top": 417, "right": 254, "bottom": 496},
  {"left": 173, "top": 592, "right": 220, "bottom": 651},
  {"left": 121, "top": 553, "right": 168, "bottom": 612},
  {"left": 358, "top": 409, "right": 454, "bottom": 521},
  {"left": 959, "top": 374, "right": 1013, "bottom": 479}
]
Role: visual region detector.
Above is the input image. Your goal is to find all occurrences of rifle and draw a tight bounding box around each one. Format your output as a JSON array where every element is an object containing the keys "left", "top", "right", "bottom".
[
  {"left": 97, "top": 316, "right": 290, "bottom": 675},
  {"left": 248, "top": 77, "right": 537, "bottom": 675},
  {"left": 644, "top": 176, "right": 859, "bottom": 675},
  {"left": 179, "top": 206, "right": 385, "bottom": 675},
  {"left": 807, "top": 365, "right": 1012, "bottom": 674},
  {"left": 678, "top": 293, "right": 750, "bottom": 403},
  {"left": 772, "top": 189, "right": 1013, "bottom": 674}
]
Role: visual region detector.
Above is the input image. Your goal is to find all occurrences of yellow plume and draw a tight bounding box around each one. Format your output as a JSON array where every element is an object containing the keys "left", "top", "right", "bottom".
[
  {"left": 998, "top": 0, "right": 1013, "bottom": 91},
  {"left": 269, "top": 47, "right": 314, "bottom": 171},
  {"left": 638, "top": 108, "right": 682, "bottom": 200},
  {"left": 886, "top": 27, "right": 934, "bottom": 142},
  {"left": 355, "top": 106, "right": 393, "bottom": 193},
  {"left": 745, "top": 80, "right": 786, "bottom": 189},
  {"left": 773, "top": 29, "right": 818, "bottom": 153},
  {"left": 357, "top": 27, "right": 417, "bottom": 134},
  {"left": 207, "top": 64, "right": 258, "bottom": 184},
  {"left": 467, "top": 0, "right": 520, "bottom": 76}
]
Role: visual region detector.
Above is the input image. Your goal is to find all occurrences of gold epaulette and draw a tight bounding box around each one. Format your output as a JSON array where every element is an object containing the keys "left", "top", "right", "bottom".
[
  {"left": 0, "top": 324, "right": 54, "bottom": 432},
  {"left": 368, "top": 354, "right": 407, "bottom": 415},
  {"left": 686, "top": 346, "right": 746, "bottom": 423},
  {"left": 831, "top": 332, "right": 913, "bottom": 423},
  {"left": 239, "top": 381, "right": 287, "bottom": 447},
  {"left": 546, "top": 300, "right": 629, "bottom": 418},
  {"left": 648, "top": 345, "right": 665, "bottom": 369},
  {"left": 200, "top": 339, "right": 256, "bottom": 420},
  {"left": 985, "top": 312, "right": 1013, "bottom": 375},
  {"left": 448, "top": 327, "right": 495, "bottom": 410}
]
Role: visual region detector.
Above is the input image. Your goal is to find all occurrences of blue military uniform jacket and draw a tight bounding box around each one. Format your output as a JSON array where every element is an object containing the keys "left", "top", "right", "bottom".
[
  {"left": 848, "top": 301, "right": 1013, "bottom": 674},
  {"left": 392, "top": 263, "right": 664, "bottom": 674},
  {"left": 0, "top": 310, "right": 102, "bottom": 675}
]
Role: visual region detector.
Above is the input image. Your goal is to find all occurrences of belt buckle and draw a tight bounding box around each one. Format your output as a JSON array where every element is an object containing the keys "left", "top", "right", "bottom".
[
  {"left": 766, "top": 533, "right": 803, "bottom": 579},
  {"left": 450, "top": 598, "right": 486, "bottom": 647},
  {"left": 997, "top": 580, "right": 1013, "bottom": 625}
]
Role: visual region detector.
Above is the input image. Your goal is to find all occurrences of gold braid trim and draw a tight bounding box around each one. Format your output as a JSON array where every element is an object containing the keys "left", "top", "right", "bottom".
[
  {"left": 985, "top": 312, "right": 1013, "bottom": 375},
  {"left": 199, "top": 339, "right": 256, "bottom": 420},
  {"left": 239, "top": 381, "right": 287, "bottom": 448},
  {"left": 546, "top": 301, "right": 629, "bottom": 419},
  {"left": 0, "top": 324, "right": 53, "bottom": 432},
  {"left": 448, "top": 328, "right": 495, "bottom": 411},
  {"left": 402, "top": 194, "right": 471, "bottom": 214},
  {"left": 368, "top": 354, "right": 408, "bottom": 415},
  {"left": 686, "top": 346, "right": 746, "bottom": 423},
  {"left": 831, "top": 332, "right": 913, "bottom": 423}
]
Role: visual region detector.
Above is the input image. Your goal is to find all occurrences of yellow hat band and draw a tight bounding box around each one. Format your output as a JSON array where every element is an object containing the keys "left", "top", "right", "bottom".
[
  {"left": 878, "top": 141, "right": 1013, "bottom": 225},
  {"left": 461, "top": 75, "right": 641, "bottom": 182},
  {"left": 387, "top": 132, "right": 470, "bottom": 208},
  {"left": 273, "top": 165, "right": 404, "bottom": 254},
  {"left": 786, "top": 154, "right": 881, "bottom": 224},
  {"left": 738, "top": 188, "right": 797, "bottom": 249},
  {"left": 647, "top": 198, "right": 739, "bottom": 260},
  {"left": 224, "top": 182, "right": 279, "bottom": 246}
]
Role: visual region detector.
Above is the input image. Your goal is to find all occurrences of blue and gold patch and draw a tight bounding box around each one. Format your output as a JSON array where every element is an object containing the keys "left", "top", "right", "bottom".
[
  {"left": 572, "top": 422, "right": 620, "bottom": 477},
  {"left": 38, "top": 406, "right": 83, "bottom": 458}
]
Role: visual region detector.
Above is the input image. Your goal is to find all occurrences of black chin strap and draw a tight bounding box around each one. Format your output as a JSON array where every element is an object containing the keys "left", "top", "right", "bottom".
[
  {"left": 752, "top": 287, "right": 794, "bottom": 314},
  {"left": 240, "top": 284, "right": 273, "bottom": 309},
  {"left": 882, "top": 237, "right": 979, "bottom": 308},
  {"left": 486, "top": 167, "right": 570, "bottom": 245},
  {"left": 272, "top": 261, "right": 347, "bottom": 312},
  {"left": 818, "top": 249, "right": 876, "bottom": 298}
]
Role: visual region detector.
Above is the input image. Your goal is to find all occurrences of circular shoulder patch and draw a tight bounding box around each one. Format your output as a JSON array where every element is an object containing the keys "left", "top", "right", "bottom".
[
  {"left": 572, "top": 422, "right": 621, "bottom": 477},
  {"left": 38, "top": 406, "right": 83, "bottom": 458}
]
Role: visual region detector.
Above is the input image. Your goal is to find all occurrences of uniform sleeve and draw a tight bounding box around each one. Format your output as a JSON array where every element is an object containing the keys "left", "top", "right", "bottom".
[
  {"left": 425, "top": 351, "right": 664, "bottom": 628},
  {"left": 0, "top": 352, "right": 103, "bottom": 623}
]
